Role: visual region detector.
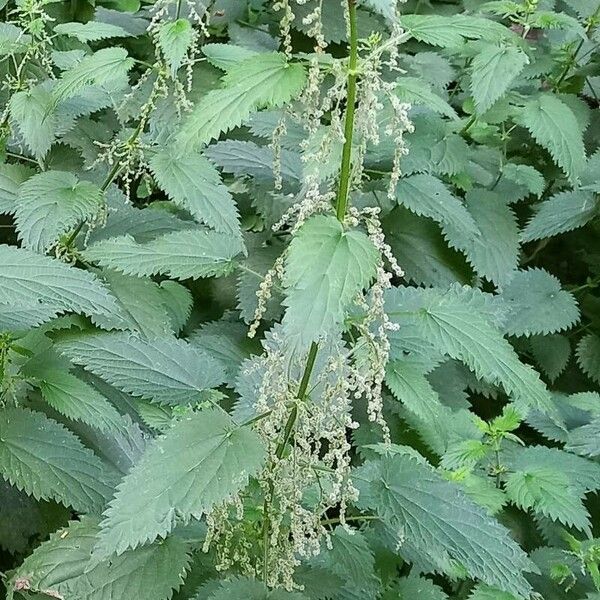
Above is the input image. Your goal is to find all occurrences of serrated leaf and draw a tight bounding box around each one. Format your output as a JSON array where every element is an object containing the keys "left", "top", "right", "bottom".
[
  {"left": 443, "top": 189, "right": 519, "bottom": 285},
  {"left": 83, "top": 230, "right": 245, "bottom": 280},
  {"left": 501, "top": 163, "right": 544, "bottom": 197},
  {"left": 54, "top": 21, "right": 131, "bottom": 41},
  {"left": 203, "top": 577, "right": 308, "bottom": 600},
  {"left": 157, "top": 19, "right": 194, "bottom": 75},
  {"left": 149, "top": 149, "right": 241, "bottom": 236},
  {"left": 95, "top": 408, "right": 265, "bottom": 555},
  {"left": 566, "top": 418, "right": 600, "bottom": 458},
  {"left": 515, "top": 93, "right": 586, "bottom": 183},
  {"left": 0, "top": 163, "right": 32, "bottom": 213},
  {"left": 468, "top": 584, "right": 518, "bottom": 600},
  {"left": 394, "top": 77, "right": 457, "bottom": 119},
  {"left": 52, "top": 47, "right": 134, "bottom": 104},
  {"left": 499, "top": 269, "right": 579, "bottom": 336},
  {"left": 15, "top": 170, "right": 104, "bottom": 252},
  {"left": 177, "top": 52, "right": 306, "bottom": 149},
  {"left": 394, "top": 574, "right": 449, "bottom": 599},
  {"left": 0, "top": 407, "right": 115, "bottom": 513},
  {"left": 202, "top": 43, "right": 258, "bottom": 69},
  {"left": 529, "top": 334, "right": 570, "bottom": 381},
  {"left": 281, "top": 214, "right": 378, "bottom": 351},
  {"left": 520, "top": 189, "right": 599, "bottom": 242},
  {"left": 56, "top": 331, "right": 225, "bottom": 405},
  {"left": 385, "top": 286, "right": 553, "bottom": 417},
  {"left": 158, "top": 280, "right": 192, "bottom": 332},
  {"left": 355, "top": 453, "right": 535, "bottom": 597},
  {"left": 0, "top": 303, "right": 61, "bottom": 331},
  {"left": 0, "top": 244, "right": 123, "bottom": 319},
  {"left": 577, "top": 333, "right": 600, "bottom": 383},
  {"left": 470, "top": 44, "right": 528, "bottom": 114},
  {"left": 6, "top": 517, "right": 191, "bottom": 600}
]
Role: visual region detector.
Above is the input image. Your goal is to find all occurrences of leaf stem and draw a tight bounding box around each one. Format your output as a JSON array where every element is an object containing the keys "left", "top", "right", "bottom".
[{"left": 335, "top": 0, "right": 359, "bottom": 222}]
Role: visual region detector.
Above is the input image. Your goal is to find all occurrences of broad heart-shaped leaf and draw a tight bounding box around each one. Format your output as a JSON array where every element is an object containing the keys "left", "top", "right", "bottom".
[
  {"left": 56, "top": 331, "right": 225, "bottom": 405},
  {"left": 15, "top": 170, "right": 104, "bottom": 252},
  {"left": 149, "top": 149, "right": 241, "bottom": 236},
  {"left": 157, "top": 18, "right": 194, "bottom": 75},
  {"left": 443, "top": 189, "right": 519, "bottom": 285},
  {"left": 5, "top": 517, "right": 191, "bottom": 600},
  {"left": 520, "top": 189, "right": 599, "bottom": 242},
  {"left": 0, "top": 244, "right": 123, "bottom": 320},
  {"left": 498, "top": 268, "right": 579, "bottom": 336},
  {"left": 177, "top": 52, "right": 306, "bottom": 150},
  {"left": 95, "top": 408, "right": 265, "bottom": 556},
  {"left": 385, "top": 286, "right": 553, "bottom": 417},
  {"left": 281, "top": 214, "right": 378, "bottom": 351},
  {"left": 470, "top": 44, "right": 528, "bottom": 114},
  {"left": 529, "top": 334, "right": 571, "bottom": 382},
  {"left": 82, "top": 230, "right": 245, "bottom": 280},
  {"left": 0, "top": 407, "right": 116, "bottom": 513},
  {"left": 52, "top": 47, "right": 134, "bottom": 104},
  {"left": 355, "top": 453, "right": 535, "bottom": 597},
  {"left": 504, "top": 467, "right": 591, "bottom": 532},
  {"left": 515, "top": 93, "right": 586, "bottom": 183},
  {"left": 577, "top": 333, "right": 600, "bottom": 383},
  {"left": 395, "top": 174, "right": 479, "bottom": 238}
]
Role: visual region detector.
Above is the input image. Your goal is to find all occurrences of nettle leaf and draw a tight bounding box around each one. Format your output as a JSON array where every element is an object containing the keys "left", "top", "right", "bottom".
[
  {"left": 5, "top": 517, "right": 191, "bottom": 600},
  {"left": 468, "top": 584, "right": 518, "bottom": 600},
  {"left": 501, "top": 163, "right": 545, "bottom": 198},
  {"left": 395, "top": 174, "right": 479, "bottom": 238},
  {"left": 0, "top": 163, "right": 33, "bottom": 213},
  {"left": 444, "top": 189, "right": 519, "bottom": 285},
  {"left": 95, "top": 408, "right": 265, "bottom": 556},
  {"left": 56, "top": 331, "right": 225, "bottom": 405},
  {"left": 202, "top": 43, "right": 259, "bottom": 70},
  {"left": 529, "top": 334, "right": 571, "bottom": 382},
  {"left": 178, "top": 52, "right": 306, "bottom": 150},
  {"left": 470, "top": 44, "right": 528, "bottom": 114},
  {"left": 157, "top": 18, "right": 194, "bottom": 75},
  {"left": 149, "top": 149, "right": 241, "bottom": 236},
  {"left": 54, "top": 21, "right": 132, "bottom": 42},
  {"left": 394, "top": 77, "right": 457, "bottom": 119},
  {"left": 355, "top": 453, "right": 535, "bottom": 597},
  {"left": 281, "top": 214, "right": 378, "bottom": 351},
  {"left": 0, "top": 244, "right": 122, "bottom": 319},
  {"left": 0, "top": 303, "right": 61, "bottom": 332},
  {"left": 52, "top": 47, "right": 134, "bottom": 103},
  {"left": 393, "top": 575, "right": 448, "bottom": 599},
  {"left": 83, "top": 230, "right": 245, "bottom": 280},
  {"left": 520, "top": 189, "right": 599, "bottom": 241},
  {"left": 0, "top": 407, "right": 116, "bottom": 513},
  {"left": 202, "top": 577, "right": 308, "bottom": 599},
  {"left": 577, "top": 333, "right": 600, "bottom": 383},
  {"left": 15, "top": 170, "right": 104, "bottom": 252},
  {"left": 499, "top": 269, "right": 579, "bottom": 336},
  {"left": 386, "top": 286, "right": 553, "bottom": 416},
  {"left": 515, "top": 93, "right": 586, "bottom": 183},
  {"left": 566, "top": 418, "right": 600, "bottom": 458}
]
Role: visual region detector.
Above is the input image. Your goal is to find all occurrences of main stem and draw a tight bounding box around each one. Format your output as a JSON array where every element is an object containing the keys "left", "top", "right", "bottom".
[
  {"left": 262, "top": 1, "right": 359, "bottom": 584},
  {"left": 335, "top": 0, "right": 359, "bottom": 222}
]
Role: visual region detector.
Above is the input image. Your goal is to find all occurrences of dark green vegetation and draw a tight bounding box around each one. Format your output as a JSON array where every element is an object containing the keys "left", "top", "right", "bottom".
[{"left": 1, "top": 0, "right": 600, "bottom": 598}]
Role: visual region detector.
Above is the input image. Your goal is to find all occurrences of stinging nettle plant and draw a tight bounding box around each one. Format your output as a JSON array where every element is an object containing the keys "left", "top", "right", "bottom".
[{"left": 1, "top": 0, "right": 600, "bottom": 599}]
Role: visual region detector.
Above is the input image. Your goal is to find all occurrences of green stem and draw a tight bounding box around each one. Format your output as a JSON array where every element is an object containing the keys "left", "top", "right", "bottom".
[{"left": 335, "top": 0, "right": 359, "bottom": 222}]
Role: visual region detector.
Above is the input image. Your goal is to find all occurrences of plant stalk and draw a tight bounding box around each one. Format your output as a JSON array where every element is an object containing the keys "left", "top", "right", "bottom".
[{"left": 335, "top": 0, "right": 359, "bottom": 222}]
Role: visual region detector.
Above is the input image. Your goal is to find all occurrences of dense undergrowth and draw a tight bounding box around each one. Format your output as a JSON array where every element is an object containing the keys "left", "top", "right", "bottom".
[{"left": 1, "top": 0, "right": 600, "bottom": 598}]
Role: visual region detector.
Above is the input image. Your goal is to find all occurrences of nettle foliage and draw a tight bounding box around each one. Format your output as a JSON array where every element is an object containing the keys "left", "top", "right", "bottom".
[{"left": 1, "top": 0, "right": 600, "bottom": 598}]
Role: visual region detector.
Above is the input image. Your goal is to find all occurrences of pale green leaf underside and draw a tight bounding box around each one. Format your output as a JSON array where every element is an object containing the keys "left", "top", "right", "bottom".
[
  {"left": 96, "top": 408, "right": 265, "bottom": 555},
  {"left": 56, "top": 331, "right": 226, "bottom": 404},
  {"left": 0, "top": 407, "right": 115, "bottom": 513}
]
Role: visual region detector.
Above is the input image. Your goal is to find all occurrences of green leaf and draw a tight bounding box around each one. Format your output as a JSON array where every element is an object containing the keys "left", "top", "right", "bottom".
[
  {"left": 443, "top": 189, "right": 519, "bottom": 285},
  {"left": 394, "top": 574, "right": 449, "bottom": 599},
  {"left": 576, "top": 333, "right": 600, "bottom": 383},
  {"left": 355, "top": 452, "right": 535, "bottom": 597},
  {"left": 201, "top": 43, "right": 259, "bottom": 70},
  {"left": 52, "top": 47, "right": 134, "bottom": 104},
  {"left": 529, "top": 334, "right": 571, "bottom": 382},
  {"left": 15, "top": 170, "right": 104, "bottom": 252},
  {"left": 149, "top": 149, "right": 241, "bottom": 236},
  {"left": 203, "top": 577, "right": 308, "bottom": 599},
  {"left": 56, "top": 331, "right": 226, "bottom": 404},
  {"left": 470, "top": 44, "right": 528, "bottom": 114},
  {"left": 501, "top": 163, "right": 545, "bottom": 198},
  {"left": 0, "top": 163, "right": 32, "bottom": 213},
  {"left": 395, "top": 174, "right": 479, "bottom": 237},
  {"left": 499, "top": 269, "right": 579, "bottom": 336},
  {"left": 520, "top": 189, "right": 599, "bottom": 242},
  {"left": 0, "top": 303, "right": 60, "bottom": 332},
  {"left": 95, "top": 408, "right": 265, "bottom": 555},
  {"left": 468, "top": 584, "right": 518, "bottom": 600},
  {"left": 82, "top": 230, "right": 245, "bottom": 280},
  {"left": 5, "top": 517, "right": 191, "bottom": 600},
  {"left": 566, "top": 418, "right": 600, "bottom": 458},
  {"left": 177, "top": 53, "right": 306, "bottom": 149},
  {"left": 0, "top": 244, "right": 123, "bottom": 319},
  {"left": 394, "top": 77, "right": 457, "bottom": 119},
  {"left": 0, "top": 407, "right": 115, "bottom": 513},
  {"left": 515, "top": 93, "right": 586, "bottom": 183},
  {"left": 54, "top": 21, "right": 132, "bottom": 42},
  {"left": 385, "top": 286, "right": 553, "bottom": 417},
  {"left": 281, "top": 214, "right": 378, "bottom": 351},
  {"left": 157, "top": 19, "right": 194, "bottom": 75}
]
